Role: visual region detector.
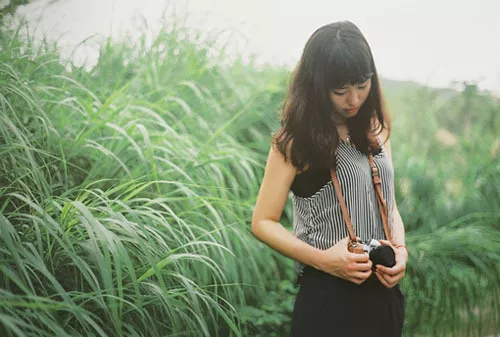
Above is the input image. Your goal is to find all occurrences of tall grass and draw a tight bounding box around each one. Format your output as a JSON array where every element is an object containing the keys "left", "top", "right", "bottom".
[
  {"left": 0, "top": 13, "right": 499, "bottom": 337},
  {"left": 387, "top": 82, "right": 500, "bottom": 336},
  {"left": 0, "top": 18, "right": 284, "bottom": 337}
]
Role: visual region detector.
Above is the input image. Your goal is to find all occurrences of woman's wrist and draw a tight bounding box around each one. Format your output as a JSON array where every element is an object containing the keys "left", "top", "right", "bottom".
[
  {"left": 313, "top": 249, "right": 328, "bottom": 271},
  {"left": 394, "top": 243, "right": 407, "bottom": 251},
  {"left": 394, "top": 244, "right": 408, "bottom": 263}
]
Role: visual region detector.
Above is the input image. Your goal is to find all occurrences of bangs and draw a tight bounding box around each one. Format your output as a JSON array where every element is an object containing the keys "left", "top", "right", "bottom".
[{"left": 324, "top": 41, "right": 374, "bottom": 89}]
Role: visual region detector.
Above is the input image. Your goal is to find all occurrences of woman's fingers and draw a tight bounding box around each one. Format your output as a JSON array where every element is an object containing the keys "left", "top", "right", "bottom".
[
  {"left": 348, "top": 253, "right": 372, "bottom": 271},
  {"left": 342, "top": 265, "right": 372, "bottom": 284},
  {"left": 351, "top": 273, "right": 371, "bottom": 284},
  {"left": 375, "top": 270, "right": 392, "bottom": 287},
  {"left": 376, "top": 263, "right": 404, "bottom": 276},
  {"left": 352, "top": 278, "right": 365, "bottom": 285},
  {"left": 349, "top": 252, "right": 370, "bottom": 262},
  {"left": 375, "top": 268, "right": 404, "bottom": 288},
  {"left": 349, "top": 261, "right": 372, "bottom": 272},
  {"left": 353, "top": 269, "right": 372, "bottom": 278},
  {"left": 376, "top": 270, "right": 398, "bottom": 288}
]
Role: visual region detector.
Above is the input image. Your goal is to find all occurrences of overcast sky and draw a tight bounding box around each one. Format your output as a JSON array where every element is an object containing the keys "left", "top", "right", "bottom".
[{"left": 16, "top": 0, "right": 500, "bottom": 94}]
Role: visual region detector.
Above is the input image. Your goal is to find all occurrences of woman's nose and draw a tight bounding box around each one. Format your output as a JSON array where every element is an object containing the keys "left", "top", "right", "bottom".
[{"left": 346, "top": 90, "right": 359, "bottom": 106}]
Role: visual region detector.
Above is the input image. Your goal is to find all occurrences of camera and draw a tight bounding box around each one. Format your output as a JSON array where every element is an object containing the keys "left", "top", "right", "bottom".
[{"left": 360, "top": 239, "right": 396, "bottom": 269}]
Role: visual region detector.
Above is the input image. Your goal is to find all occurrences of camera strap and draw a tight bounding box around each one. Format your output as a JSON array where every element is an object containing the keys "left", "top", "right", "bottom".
[{"left": 329, "top": 152, "right": 393, "bottom": 246}]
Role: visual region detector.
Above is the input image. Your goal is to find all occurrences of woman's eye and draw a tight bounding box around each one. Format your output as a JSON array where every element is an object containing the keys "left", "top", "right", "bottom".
[
  {"left": 333, "top": 91, "right": 346, "bottom": 95},
  {"left": 357, "top": 85, "right": 367, "bottom": 89}
]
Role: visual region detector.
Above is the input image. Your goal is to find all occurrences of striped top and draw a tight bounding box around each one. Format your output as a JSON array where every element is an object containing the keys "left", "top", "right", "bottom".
[{"left": 291, "top": 139, "right": 395, "bottom": 275}]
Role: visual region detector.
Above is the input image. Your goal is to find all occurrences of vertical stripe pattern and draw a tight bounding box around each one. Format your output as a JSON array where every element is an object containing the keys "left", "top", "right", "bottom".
[{"left": 292, "top": 140, "right": 395, "bottom": 274}]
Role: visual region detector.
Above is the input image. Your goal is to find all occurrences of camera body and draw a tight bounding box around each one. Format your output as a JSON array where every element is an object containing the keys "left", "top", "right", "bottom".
[{"left": 351, "top": 239, "right": 396, "bottom": 269}]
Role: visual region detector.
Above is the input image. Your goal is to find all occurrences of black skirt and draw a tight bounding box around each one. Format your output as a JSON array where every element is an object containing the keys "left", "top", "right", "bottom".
[{"left": 290, "top": 266, "right": 405, "bottom": 337}]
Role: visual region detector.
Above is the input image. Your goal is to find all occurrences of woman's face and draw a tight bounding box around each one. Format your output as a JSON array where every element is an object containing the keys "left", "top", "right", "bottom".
[{"left": 329, "top": 78, "right": 372, "bottom": 121}]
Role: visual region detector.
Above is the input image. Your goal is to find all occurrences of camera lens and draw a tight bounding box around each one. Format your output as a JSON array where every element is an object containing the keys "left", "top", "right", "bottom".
[{"left": 370, "top": 245, "right": 396, "bottom": 268}]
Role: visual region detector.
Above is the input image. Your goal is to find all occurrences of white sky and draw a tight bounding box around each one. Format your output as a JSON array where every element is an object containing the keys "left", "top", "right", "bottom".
[{"left": 15, "top": 0, "right": 500, "bottom": 94}]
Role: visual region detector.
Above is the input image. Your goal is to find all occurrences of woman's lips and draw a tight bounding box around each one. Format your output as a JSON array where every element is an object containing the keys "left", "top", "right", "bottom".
[{"left": 345, "top": 107, "right": 359, "bottom": 113}]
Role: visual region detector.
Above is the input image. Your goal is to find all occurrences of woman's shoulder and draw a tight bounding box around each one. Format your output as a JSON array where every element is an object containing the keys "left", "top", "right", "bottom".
[
  {"left": 271, "top": 134, "right": 308, "bottom": 174},
  {"left": 267, "top": 142, "right": 300, "bottom": 179}
]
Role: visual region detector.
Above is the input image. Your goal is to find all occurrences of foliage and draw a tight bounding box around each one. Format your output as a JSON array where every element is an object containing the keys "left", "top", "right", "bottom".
[{"left": 239, "top": 277, "right": 297, "bottom": 337}]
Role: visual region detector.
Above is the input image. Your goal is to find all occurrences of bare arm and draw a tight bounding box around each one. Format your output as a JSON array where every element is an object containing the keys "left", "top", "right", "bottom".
[
  {"left": 376, "top": 132, "right": 409, "bottom": 288},
  {"left": 381, "top": 136, "right": 406, "bottom": 247},
  {"left": 251, "top": 144, "right": 325, "bottom": 270}
]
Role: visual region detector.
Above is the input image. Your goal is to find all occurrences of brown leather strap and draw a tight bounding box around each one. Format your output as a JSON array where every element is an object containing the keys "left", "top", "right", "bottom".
[
  {"left": 368, "top": 154, "right": 393, "bottom": 244},
  {"left": 330, "top": 153, "right": 393, "bottom": 245},
  {"left": 330, "top": 168, "right": 357, "bottom": 243}
]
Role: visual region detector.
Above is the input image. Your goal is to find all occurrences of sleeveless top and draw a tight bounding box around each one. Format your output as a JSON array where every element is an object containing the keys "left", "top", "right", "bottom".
[{"left": 290, "top": 139, "right": 395, "bottom": 275}]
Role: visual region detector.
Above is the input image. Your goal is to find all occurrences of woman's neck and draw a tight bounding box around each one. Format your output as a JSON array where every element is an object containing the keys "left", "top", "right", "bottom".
[{"left": 336, "top": 124, "right": 350, "bottom": 142}]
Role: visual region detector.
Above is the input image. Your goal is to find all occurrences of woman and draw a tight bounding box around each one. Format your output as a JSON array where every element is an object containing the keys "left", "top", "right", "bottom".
[{"left": 251, "top": 21, "right": 408, "bottom": 336}]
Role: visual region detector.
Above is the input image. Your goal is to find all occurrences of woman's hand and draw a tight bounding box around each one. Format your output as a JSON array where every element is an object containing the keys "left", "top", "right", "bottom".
[
  {"left": 374, "top": 240, "right": 408, "bottom": 288},
  {"left": 319, "top": 237, "right": 373, "bottom": 285}
]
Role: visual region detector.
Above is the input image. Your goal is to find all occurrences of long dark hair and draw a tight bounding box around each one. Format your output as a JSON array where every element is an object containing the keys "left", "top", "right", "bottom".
[{"left": 273, "top": 21, "right": 390, "bottom": 171}]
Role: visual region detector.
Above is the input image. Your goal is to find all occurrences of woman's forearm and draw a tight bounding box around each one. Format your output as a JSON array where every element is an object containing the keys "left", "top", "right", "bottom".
[
  {"left": 392, "top": 209, "right": 406, "bottom": 245},
  {"left": 251, "top": 219, "right": 326, "bottom": 271}
]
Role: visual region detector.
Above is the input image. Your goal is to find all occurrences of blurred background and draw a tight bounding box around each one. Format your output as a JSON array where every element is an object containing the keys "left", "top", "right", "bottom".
[{"left": 0, "top": 0, "right": 499, "bottom": 336}]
